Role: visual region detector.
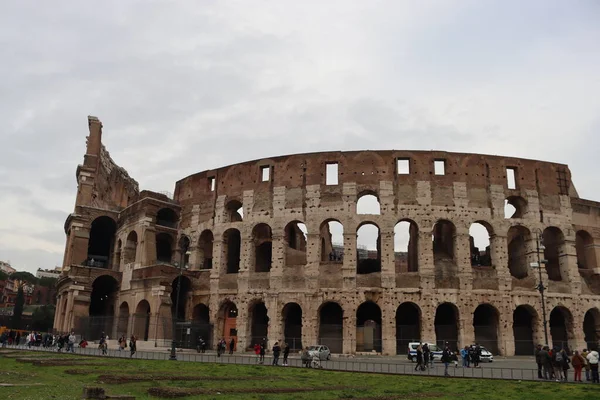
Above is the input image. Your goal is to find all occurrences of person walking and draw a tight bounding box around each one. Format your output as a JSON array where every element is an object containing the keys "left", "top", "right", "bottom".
[
  {"left": 229, "top": 338, "right": 235, "bottom": 355},
  {"left": 586, "top": 349, "right": 599, "bottom": 383},
  {"left": 129, "top": 335, "right": 137, "bottom": 358},
  {"left": 282, "top": 343, "right": 290, "bottom": 366},
  {"left": 259, "top": 342, "right": 266, "bottom": 364},
  {"left": 572, "top": 350, "right": 586, "bottom": 382},
  {"left": 422, "top": 343, "right": 431, "bottom": 369},
  {"left": 460, "top": 346, "right": 470, "bottom": 368},
  {"left": 582, "top": 349, "right": 591, "bottom": 381},
  {"left": 552, "top": 347, "right": 563, "bottom": 381},
  {"left": 541, "top": 346, "right": 552, "bottom": 380},
  {"left": 534, "top": 344, "right": 543, "bottom": 379},
  {"left": 415, "top": 344, "right": 424, "bottom": 371},
  {"left": 559, "top": 348, "right": 570, "bottom": 381},
  {"left": 67, "top": 331, "right": 76, "bottom": 353},
  {"left": 254, "top": 343, "right": 261, "bottom": 364},
  {"left": 441, "top": 345, "right": 452, "bottom": 377},
  {"left": 272, "top": 341, "right": 281, "bottom": 366}
]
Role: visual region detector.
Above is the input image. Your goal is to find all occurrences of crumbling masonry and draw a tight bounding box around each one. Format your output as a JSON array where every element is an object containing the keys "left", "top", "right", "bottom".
[{"left": 54, "top": 116, "right": 600, "bottom": 355}]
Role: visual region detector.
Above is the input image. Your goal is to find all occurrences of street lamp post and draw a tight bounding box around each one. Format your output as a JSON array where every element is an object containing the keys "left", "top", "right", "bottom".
[
  {"left": 169, "top": 259, "right": 187, "bottom": 361},
  {"left": 531, "top": 229, "right": 549, "bottom": 346}
]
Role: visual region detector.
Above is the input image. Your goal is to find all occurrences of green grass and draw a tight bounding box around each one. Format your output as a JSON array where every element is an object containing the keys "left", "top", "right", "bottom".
[{"left": 0, "top": 351, "right": 598, "bottom": 400}]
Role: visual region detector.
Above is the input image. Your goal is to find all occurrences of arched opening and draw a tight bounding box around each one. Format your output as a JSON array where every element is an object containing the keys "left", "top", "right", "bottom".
[
  {"left": 124, "top": 231, "right": 138, "bottom": 264},
  {"left": 318, "top": 302, "right": 343, "bottom": 353},
  {"left": 473, "top": 304, "right": 500, "bottom": 355},
  {"left": 320, "top": 220, "right": 344, "bottom": 263},
  {"left": 253, "top": 223, "right": 272, "bottom": 272},
  {"left": 583, "top": 308, "right": 600, "bottom": 351},
  {"left": 218, "top": 301, "right": 237, "bottom": 348},
  {"left": 356, "top": 302, "right": 382, "bottom": 352},
  {"left": 282, "top": 303, "right": 303, "bottom": 351},
  {"left": 87, "top": 216, "right": 117, "bottom": 268},
  {"left": 435, "top": 302, "right": 459, "bottom": 350},
  {"left": 156, "top": 233, "right": 174, "bottom": 264},
  {"left": 249, "top": 302, "right": 269, "bottom": 347},
  {"left": 285, "top": 221, "right": 308, "bottom": 266},
  {"left": 178, "top": 235, "right": 191, "bottom": 268},
  {"left": 356, "top": 193, "right": 381, "bottom": 215},
  {"left": 156, "top": 208, "right": 178, "bottom": 228},
  {"left": 576, "top": 230, "right": 597, "bottom": 270},
  {"left": 469, "top": 222, "right": 492, "bottom": 267},
  {"left": 505, "top": 196, "right": 527, "bottom": 219},
  {"left": 513, "top": 305, "right": 537, "bottom": 355},
  {"left": 192, "top": 304, "right": 211, "bottom": 349},
  {"left": 117, "top": 302, "right": 129, "bottom": 337},
  {"left": 223, "top": 229, "right": 241, "bottom": 273},
  {"left": 133, "top": 300, "right": 151, "bottom": 341},
  {"left": 394, "top": 220, "right": 419, "bottom": 272},
  {"left": 171, "top": 276, "right": 192, "bottom": 321},
  {"left": 89, "top": 275, "right": 119, "bottom": 317},
  {"left": 550, "top": 306, "right": 573, "bottom": 350},
  {"left": 543, "top": 227, "right": 565, "bottom": 282},
  {"left": 432, "top": 220, "right": 458, "bottom": 287},
  {"left": 198, "top": 230, "right": 214, "bottom": 269},
  {"left": 357, "top": 223, "right": 381, "bottom": 274},
  {"left": 507, "top": 226, "right": 531, "bottom": 279},
  {"left": 396, "top": 302, "right": 421, "bottom": 354},
  {"left": 225, "top": 200, "right": 243, "bottom": 222}
]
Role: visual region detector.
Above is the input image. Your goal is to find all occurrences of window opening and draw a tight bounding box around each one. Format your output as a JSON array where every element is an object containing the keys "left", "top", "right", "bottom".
[
  {"left": 326, "top": 163, "right": 338, "bottom": 185},
  {"left": 506, "top": 168, "right": 516, "bottom": 189},
  {"left": 434, "top": 160, "right": 445, "bottom": 175},
  {"left": 209, "top": 177, "right": 215, "bottom": 191},
  {"left": 261, "top": 166, "right": 270, "bottom": 182},
  {"left": 397, "top": 158, "right": 410, "bottom": 175}
]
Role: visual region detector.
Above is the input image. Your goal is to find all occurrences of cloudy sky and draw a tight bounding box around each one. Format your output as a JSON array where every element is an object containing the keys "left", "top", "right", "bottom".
[{"left": 1, "top": 1, "right": 599, "bottom": 273}]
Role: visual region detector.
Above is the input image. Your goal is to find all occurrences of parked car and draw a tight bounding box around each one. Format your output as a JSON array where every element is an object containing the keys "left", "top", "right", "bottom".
[
  {"left": 469, "top": 345, "right": 494, "bottom": 362},
  {"left": 307, "top": 345, "right": 331, "bottom": 360},
  {"left": 407, "top": 342, "right": 443, "bottom": 362}
]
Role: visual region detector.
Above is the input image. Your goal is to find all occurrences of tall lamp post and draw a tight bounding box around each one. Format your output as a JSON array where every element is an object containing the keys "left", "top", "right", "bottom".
[
  {"left": 530, "top": 229, "right": 549, "bottom": 346},
  {"left": 169, "top": 254, "right": 189, "bottom": 361}
]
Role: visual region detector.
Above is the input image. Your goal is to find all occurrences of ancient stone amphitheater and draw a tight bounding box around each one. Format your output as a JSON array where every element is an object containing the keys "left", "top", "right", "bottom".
[{"left": 54, "top": 116, "right": 600, "bottom": 356}]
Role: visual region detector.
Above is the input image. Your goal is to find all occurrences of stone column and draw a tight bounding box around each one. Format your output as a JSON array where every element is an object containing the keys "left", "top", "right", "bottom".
[
  {"left": 236, "top": 304, "right": 248, "bottom": 351},
  {"left": 238, "top": 235, "right": 252, "bottom": 293},
  {"left": 455, "top": 230, "right": 473, "bottom": 291},
  {"left": 418, "top": 230, "right": 434, "bottom": 290},
  {"left": 562, "top": 238, "right": 582, "bottom": 294},
  {"left": 266, "top": 297, "right": 282, "bottom": 344},
  {"left": 491, "top": 234, "right": 511, "bottom": 291},
  {"left": 498, "top": 303, "right": 513, "bottom": 356},
  {"left": 381, "top": 302, "right": 396, "bottom": 355},
  {"left": 380, "top": 231, "right": 395, "bottom": 289},
  {"left": 64, "top": 290, "right": 76, "bottom": 332},
  {"left": 141, "top": 227, "right": 157, "bottom": 265},
  {"left": 342, "top": 232, "right": 357, "bottom": 289},
  {"left": 302, "top": 308, "right": 318, "bottom": 350},
  {"left": 54, "top": 294, "right": 65, "bottom": 331},
  {"left": 343, "top": 308, "right": 356, "bottom": 354},
  {"left": 269, "top": 234, "right": 284, "bottom": 289},
  {"left": 211, "top": 239, "right": 223, "bottom": 293},
  {"left": 420, "top": 302, "right": 436, "bottom": 344},
  {"left": 304, "top": 232, "right": 320, "bottom": 290}
]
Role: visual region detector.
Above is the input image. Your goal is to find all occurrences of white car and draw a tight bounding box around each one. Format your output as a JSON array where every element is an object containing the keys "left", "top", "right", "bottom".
[
  {"left": 307, "top": 345, "right": 331, "bottom": 360},
  {"left": 407, "top": 342, "right": 443, "bottom": 362}
]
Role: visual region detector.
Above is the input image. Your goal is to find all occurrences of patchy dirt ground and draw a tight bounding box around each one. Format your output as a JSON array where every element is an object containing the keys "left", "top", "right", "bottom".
[
  {"left": 98, "top": 374, "right": 275, "bottom": 384},
  {"left": 147, "top": 385, "right": 358, "bottom": 398}
]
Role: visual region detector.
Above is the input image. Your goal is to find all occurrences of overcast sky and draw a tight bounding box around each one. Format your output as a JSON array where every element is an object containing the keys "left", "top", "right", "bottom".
[{"left": 1, "top": 1, "right": 599, "bottom": 273}]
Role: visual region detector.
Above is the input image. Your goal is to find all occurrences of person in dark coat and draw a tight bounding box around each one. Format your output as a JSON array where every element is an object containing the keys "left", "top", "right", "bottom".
[
  {"left": 422, "top": 343, "right": 431, "bottom": 368},
  {"left": 272, "top": 341, "right": 281, "bottom": 366},
  {"left": 282, "top": 343, "right": 290, "bottom": 366},
  {"left": 229, "top": 338, "right": 235, "bottom": 354},
  {"left": 415, "top": 344, "right": 424, "bottom": 371},
  {"left": 259, "top": 342, "right": 266, "bottom": 364},
  {"left": 534, "top": 344, "right": 543, "bottom": 379},
  {"left": 441, "top": 346, "right": 452, "bottom": 377}
]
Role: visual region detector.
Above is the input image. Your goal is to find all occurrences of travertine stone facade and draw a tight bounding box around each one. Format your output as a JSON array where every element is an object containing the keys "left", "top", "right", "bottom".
[{"left": 54, "top": 116, "right": 600, "bottom": 355}]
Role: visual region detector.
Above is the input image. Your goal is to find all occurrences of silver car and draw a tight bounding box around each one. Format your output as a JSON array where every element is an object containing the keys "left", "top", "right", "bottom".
[{"left": 307, "top": 345, "right": 331, "bottom": 360}]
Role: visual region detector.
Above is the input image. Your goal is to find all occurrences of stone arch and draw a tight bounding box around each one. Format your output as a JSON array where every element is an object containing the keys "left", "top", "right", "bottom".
[
  {"left": 217, "top": 301, "right": 238, "bottom": 345},
  {"left": 156, "top": 232, "right": 174, "bottom": 264},
  {"left": 505, "top": 196, "right": 528, "bottom": 219},
  {"left": 133, "top": 300, "right": 151, "bottom": 341},
  {"left": 507, "top": 226, "right": 532, "bottom": 279},
  {"left": 395, "top": 302, "right": 421, "bottom": 354},
  {"left": 583, "top": 308, "right": 600, "bottom": 351},
  {"left": 284, "top": 221, "right": 308, "bottom": 266},
  {"left": 435, "top": 302, "right": 459, "bottom": 350},
  {"left": 543, "top": 227, "right": 565, "bottom": 281},
  {"left": 123, "top": 231, "right": 138, "bottom": 264},
  {"left": 198, "top": 230, "right": 214, "bottom": 269},
  {"left": 549, "top": 306, "right": 574, "bottom": 350},
  {"left": 117, "top": 301, "right": 130, "bottom": 337},
  {"left": 192, "top": 303, "right": 212, "bottom": 348},
  {"left": 576, "top": 230, "right": 597, "bottom": 270},
  {"left": 171, "top": 275, "right": 192, "bottom": 321},
  {"left": 89, "top": 275, "right": 119, "bottom": 317},
  {"left": 248, "top": 300, "right": 269, "bottom": 347},
  {"left": 469, "top": 221, "right": 493, "bottom": 267},
  {"left": 87, "top": 216, "right": 117, "bottom": 268},
  {"left": 225, "top": 199, "right": 243, "bottom": 222},
  {"left": 252, "top": 223, "right": 272, "bottom": 272},
  {"left": 156, "top": 208, "right": 178, "bottom": 228},
  {"left": 473, "top": 303, "right": 500, "bottom": 355},
  {"left": 357, "top": 222, "right": 381, "bottom": 274},
  {"left": 223, "top": 229, "right": 241, "bottom": 273},
  {"left": 513, "top": 305, "right": 538, "bottom": 355},
  {"left": 356, "top": 301, "right": 382, "bottom": 353},
  {"left": 320, "top": 219, "right": 344, "bottom": 263},
  {"left": 318, "top": 301, "right": 344, "bottom": 353},
  {"left": 433, "top": 220, "right": 458, "bottom": 288},
  {"left": 282, "top": 303, "right": 303, "bottom": 350},
  {"left": 178, "top": 235, "right": 191, "bottom": 267},
  {"left": 394, "top": 219, "right": 419, "bottom": 273},
  {"left": 356, "top": 192, "right": 381, "bottom": 215}
]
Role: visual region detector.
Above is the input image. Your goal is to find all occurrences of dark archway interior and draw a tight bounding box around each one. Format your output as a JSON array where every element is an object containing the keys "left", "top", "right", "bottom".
[
  {"left": 473, "top": 305, "right": 499, "bottom": 355},
  {"left": 433, "top": 221, "right": 455, "bottom": 260},
  {"left": 356, "top": 302, "right": 382, "bottom": 352},
  {"left": 171, "top": 276, "right": 192, "bottom": 321},
  {"left": 225, "top": 229, "right": 241, "bottom": 273},
  {"left": 193, "top": 304, "right": 210, "bottom": 324},
  {"left": 250, "top": 302, "right": 269, "bottom": 346},
  {"left": 505, "top": 196, "right": 527, "bottom": 218},
  {"left": 513, "top": 306, "right": 535, "bottom": 355},
  {"left": 218, "top": 302, "right": 238, "bottom": 348},
  {"left": 319, "top": 302, "right": 343, "bottom": 353},
  {"left": 584, "top": 310, "right": 599, "bottom": 351},
  {"left": 550, "top": 307, "right": 570, "bottom": 350},
  {"left": 253, "top": 224, "right": 272, "bottom": 272},
  {"left": 179, "top": 236, "right": 191, "bottom": 267},
  {"left": 283, "top": 303, "right": 303, "bottom": 350},
  {"left": 396, "top": 303, "right": 421, "bottom": 354},
  {"left": 124, "top": 231, "right": 138, "bottom": 264},
  {"left": 117, "top": 302, "right": 129, "bottom": 337},
  {"left": 199, "top": 230, "right": 214, "bottom": 269},
  {"left": 469, "top": 223, "right": 492, "bottom": 267},
  {"left": 156, "top": 208, "right": 178, "bottom": 228},
  {"left": 89, "top": 275, "right": 119, "bottom": 316},
  {"left": 134, "top": 300, "right": 151, "bottom": 341},
  {"left": 156, "top": 233, "right": 173, "bottom": 263},
  {"left": 543, "top": 227, "right": 564, "bottom": 282},
  {"left": 507, "top": 227, "right": 530, "bottom": 279},
  {"left": 226, "top": 200, "right": 243, "bottom": 222},
  {"left": 192, "top": 304, "right": 211, "bottom": 348},
  {"left": 87, "top": 217, "right": 117, "bottom": 268},
  {"left": 434, "top": 303, "right": 458, "bottom": 350},
  {"left": 357, "top": 224, "right": 381, "bottom": 274}
]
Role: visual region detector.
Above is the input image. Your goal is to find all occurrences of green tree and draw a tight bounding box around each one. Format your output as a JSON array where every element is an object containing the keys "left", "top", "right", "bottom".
[
  {"left": 38, "top": 277, "right": 58, "bottom": 288},
  {"left": 31, "top": 304, "right": 56, "bottom": 332},
  {"left": 12, "top": 286, "right": 25, "bottom": 329},
  {"left": 9, "top": 271, "right": 38, "bottom": 284},
  {"left": 0, "top": 270, "right": 8, "bottom": 281}
]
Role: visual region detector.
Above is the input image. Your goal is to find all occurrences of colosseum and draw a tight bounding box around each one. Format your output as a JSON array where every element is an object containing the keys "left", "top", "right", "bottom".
[{"left": 54, "top": 116, "right": 600, "bottom": 356}]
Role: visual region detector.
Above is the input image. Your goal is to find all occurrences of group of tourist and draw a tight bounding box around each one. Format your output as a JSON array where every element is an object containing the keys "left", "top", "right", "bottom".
[
  {"left": 0, "top": 330, "right": 85, "bottom": 352},
  {"left": 413, "top": 342, "right": 464, "bottom": 377},
  {"left": 535, "top": 345, "right": 599, "bottom": 383},
  {"left": 215, "top": 337, "right": 235, "bottom": 357},
  {"left": 252, "top": 339, "right": 290, "bottom": 366}
]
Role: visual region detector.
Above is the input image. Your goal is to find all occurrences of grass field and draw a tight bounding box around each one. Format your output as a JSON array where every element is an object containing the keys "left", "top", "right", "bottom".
[{"left": 0, "top": 350, "right": 598, "bottom": 399}]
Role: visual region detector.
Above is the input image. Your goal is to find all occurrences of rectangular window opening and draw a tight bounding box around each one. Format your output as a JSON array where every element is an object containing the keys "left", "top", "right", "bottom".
[
  {"left": 434, "top": 160, "right": 445, "bottom": 175},
  {"left": 208, "top": 177, "right": 216, "bottom": 191},
  {"left": 506, "top": 167, "right": 517, "bottom": 189},
  {"left": 326, "top": 163, "right": 339, "bottom": 185},
  {"left": 397, "top": 158, "right": 410, "bottom": 175},
  {"left": 261, "top": 166, "right": 270, "bottom": 182}
]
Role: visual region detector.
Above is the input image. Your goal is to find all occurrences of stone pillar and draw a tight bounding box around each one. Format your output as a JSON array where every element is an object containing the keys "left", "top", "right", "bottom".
[
  {"left": 562, "top": 238, "right": 582, "bottom": 294},
  {"left": 64, "top": 290, "right": 76, "bottom": 332},
  {"left": 304, "top": 233, "right": 320, "bottom": 290},
  {"left": 455, "top": 230, "right": 473, "bottom": 291},
  {"left": 188, "top": 244, "right": 200, "bottom": 270},
  {"left": 238, "top": 235, "right": 252, "bottom": 293},
  {"left": 302, "top": 310, "right": 318, "bottom": 351},
  {"left": 418, "top": 230, "right": 434, "bottom": 290},
  {"left": 236, "top": 304, "right": 248, "bottom": 351},
  {"left": 266, "top": 297, "right": 282, "bottom": 344},
  {"left": 211, "top": 239, "right": 223, "bottom": 293},
  {"left": 498, "top": 303, "right": 513, "bottom": 356},
  {"left": 342, "top": 232, "right": 357, "bottom": 289},
  {"left": 71, "top": 227, "right": 90, "bottom": 266},
  {"left": 269, "top": 234, "right": 284, "bottom": 289},
  {"left": 420, "top": 303, "right": 436, "bottom": 344},
  {"left": 380, "top": 231, "right": 395, "bottom": 289},
  {"left": 141, "top": 227, "right": 157, "bottom": 265},
  {"left": 54, "top": 294, "right": 65, "bottom": 331},
  {"left": 381, "top": 303, "right": 395, "bottom": 355},
  {"left": 491, "top": 234, "right": 511, "bottom": 291},
  {"left": 343, "top": 308, "right": 356, "bottom": 354}
]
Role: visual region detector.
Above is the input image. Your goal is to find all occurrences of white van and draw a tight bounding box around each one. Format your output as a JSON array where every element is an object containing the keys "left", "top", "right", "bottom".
[{"left": 407, "top": 342, "right": 443, "bottom": 362}]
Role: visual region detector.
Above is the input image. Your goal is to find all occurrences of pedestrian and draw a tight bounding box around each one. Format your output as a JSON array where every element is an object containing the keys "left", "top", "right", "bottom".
[
  {"left": 559, "top": 348, "right": 570, "bottom": 381},
  {"left": 451, "top": 350, "right": 459, "bottom": 368},
  {"left": 68, "top": 331, "right": 76, "bottom": 353},
  {"left": 441, "top": 345, "right": 452, "bottom": 377},
  {"left": 422, "top": 343, "right": 431, "bottom": 368},
  {"left": 460, "top": 346, "right": 470, "bottom": 368},
  {"left": 79, "top": 337, "right": 88, "bottom": 348},
  {"left": 415, "top": 344, "right": 424, "bottom": 371},
  {"left": 473, "top": 344, "right": 481, "bottom": 368},
  {"left": 272, "top": 341, "right": 281, "bottom": 366},
  {"left": 552, "top": 347, "right": 563, "bottom": 381},
  {"left": 572, "top": 350, "right": 586, "bottom": 382},
  {"left": 229, "top": 338, "right": 235, "bottom": 355},
  {"left": 301, "top": 347, "right": 311, "bottom": 367},
  {"left": 582, "top": 349, "right": 591, "bottom": 381},
  {"left": 282, "top": 343, "right": 290, "bottom": 366},
  {"left": 259, "top": 342, "right": 266, "bottom": 364},
  {"left": 586, "top": 349, "right": 599, "bottom": 383},
  {"left": 541, "top": 346, "right": 552, "bottom": 380},
  {"left": 254, "top": 343, "right": 261, "bottom": 364},
  {"left": 129, "top": 335, "right": 137, "bottom": 357},
  {"left": 534, "top": 344, "right": 543, "bottom": 379}
]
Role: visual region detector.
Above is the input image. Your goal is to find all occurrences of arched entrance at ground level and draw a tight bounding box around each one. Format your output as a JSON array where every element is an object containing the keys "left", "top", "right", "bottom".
[
  {"left": 217, "top": 302, "right": 237, "bottom": 350},
  {"left": 171, "top": 276, "right": 192, "bottom": 321},
  {"left": 435, "top": 303, "right": 459, "bottom": 351},
  {"left": 584, "top": 308, "right": 600, "bottom": 351},
  {"left": 396, "top": 302, "right": 421, "bottom": 354},
  {"left": 550, "top": 307, "right": 574, "bottom": 351},
  {"left": 192, "top": 304, "right": 212, "bottom": 349},
  {"left": 117, "top": 302, "right": 129, "bottom": 337},
  {"left": 249, "top": 302, "right": 269, "bottom": 347},
  {"left": 282, "top": 303, "right": 303, "bottom": 351},
  {"left": 133, "top": 300, "right": 151, "bottom": 341},
  {"left": 473, "top": 304, "right": 500, "bottom": 355},
  {"left": 356, "top": 302, "right": 382, "bottom": 353},
  {"left": 318, "top": 302, "right": 343, "bottom": 353},
  {"left": 513, "top": 305, "right": 537, "bottom": 355},
  {"left": 87, "top": 275, "right": 119, "bottom": 339},
  {"left": 87, "top": 216, "right": 117, "bottom": 268}
]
